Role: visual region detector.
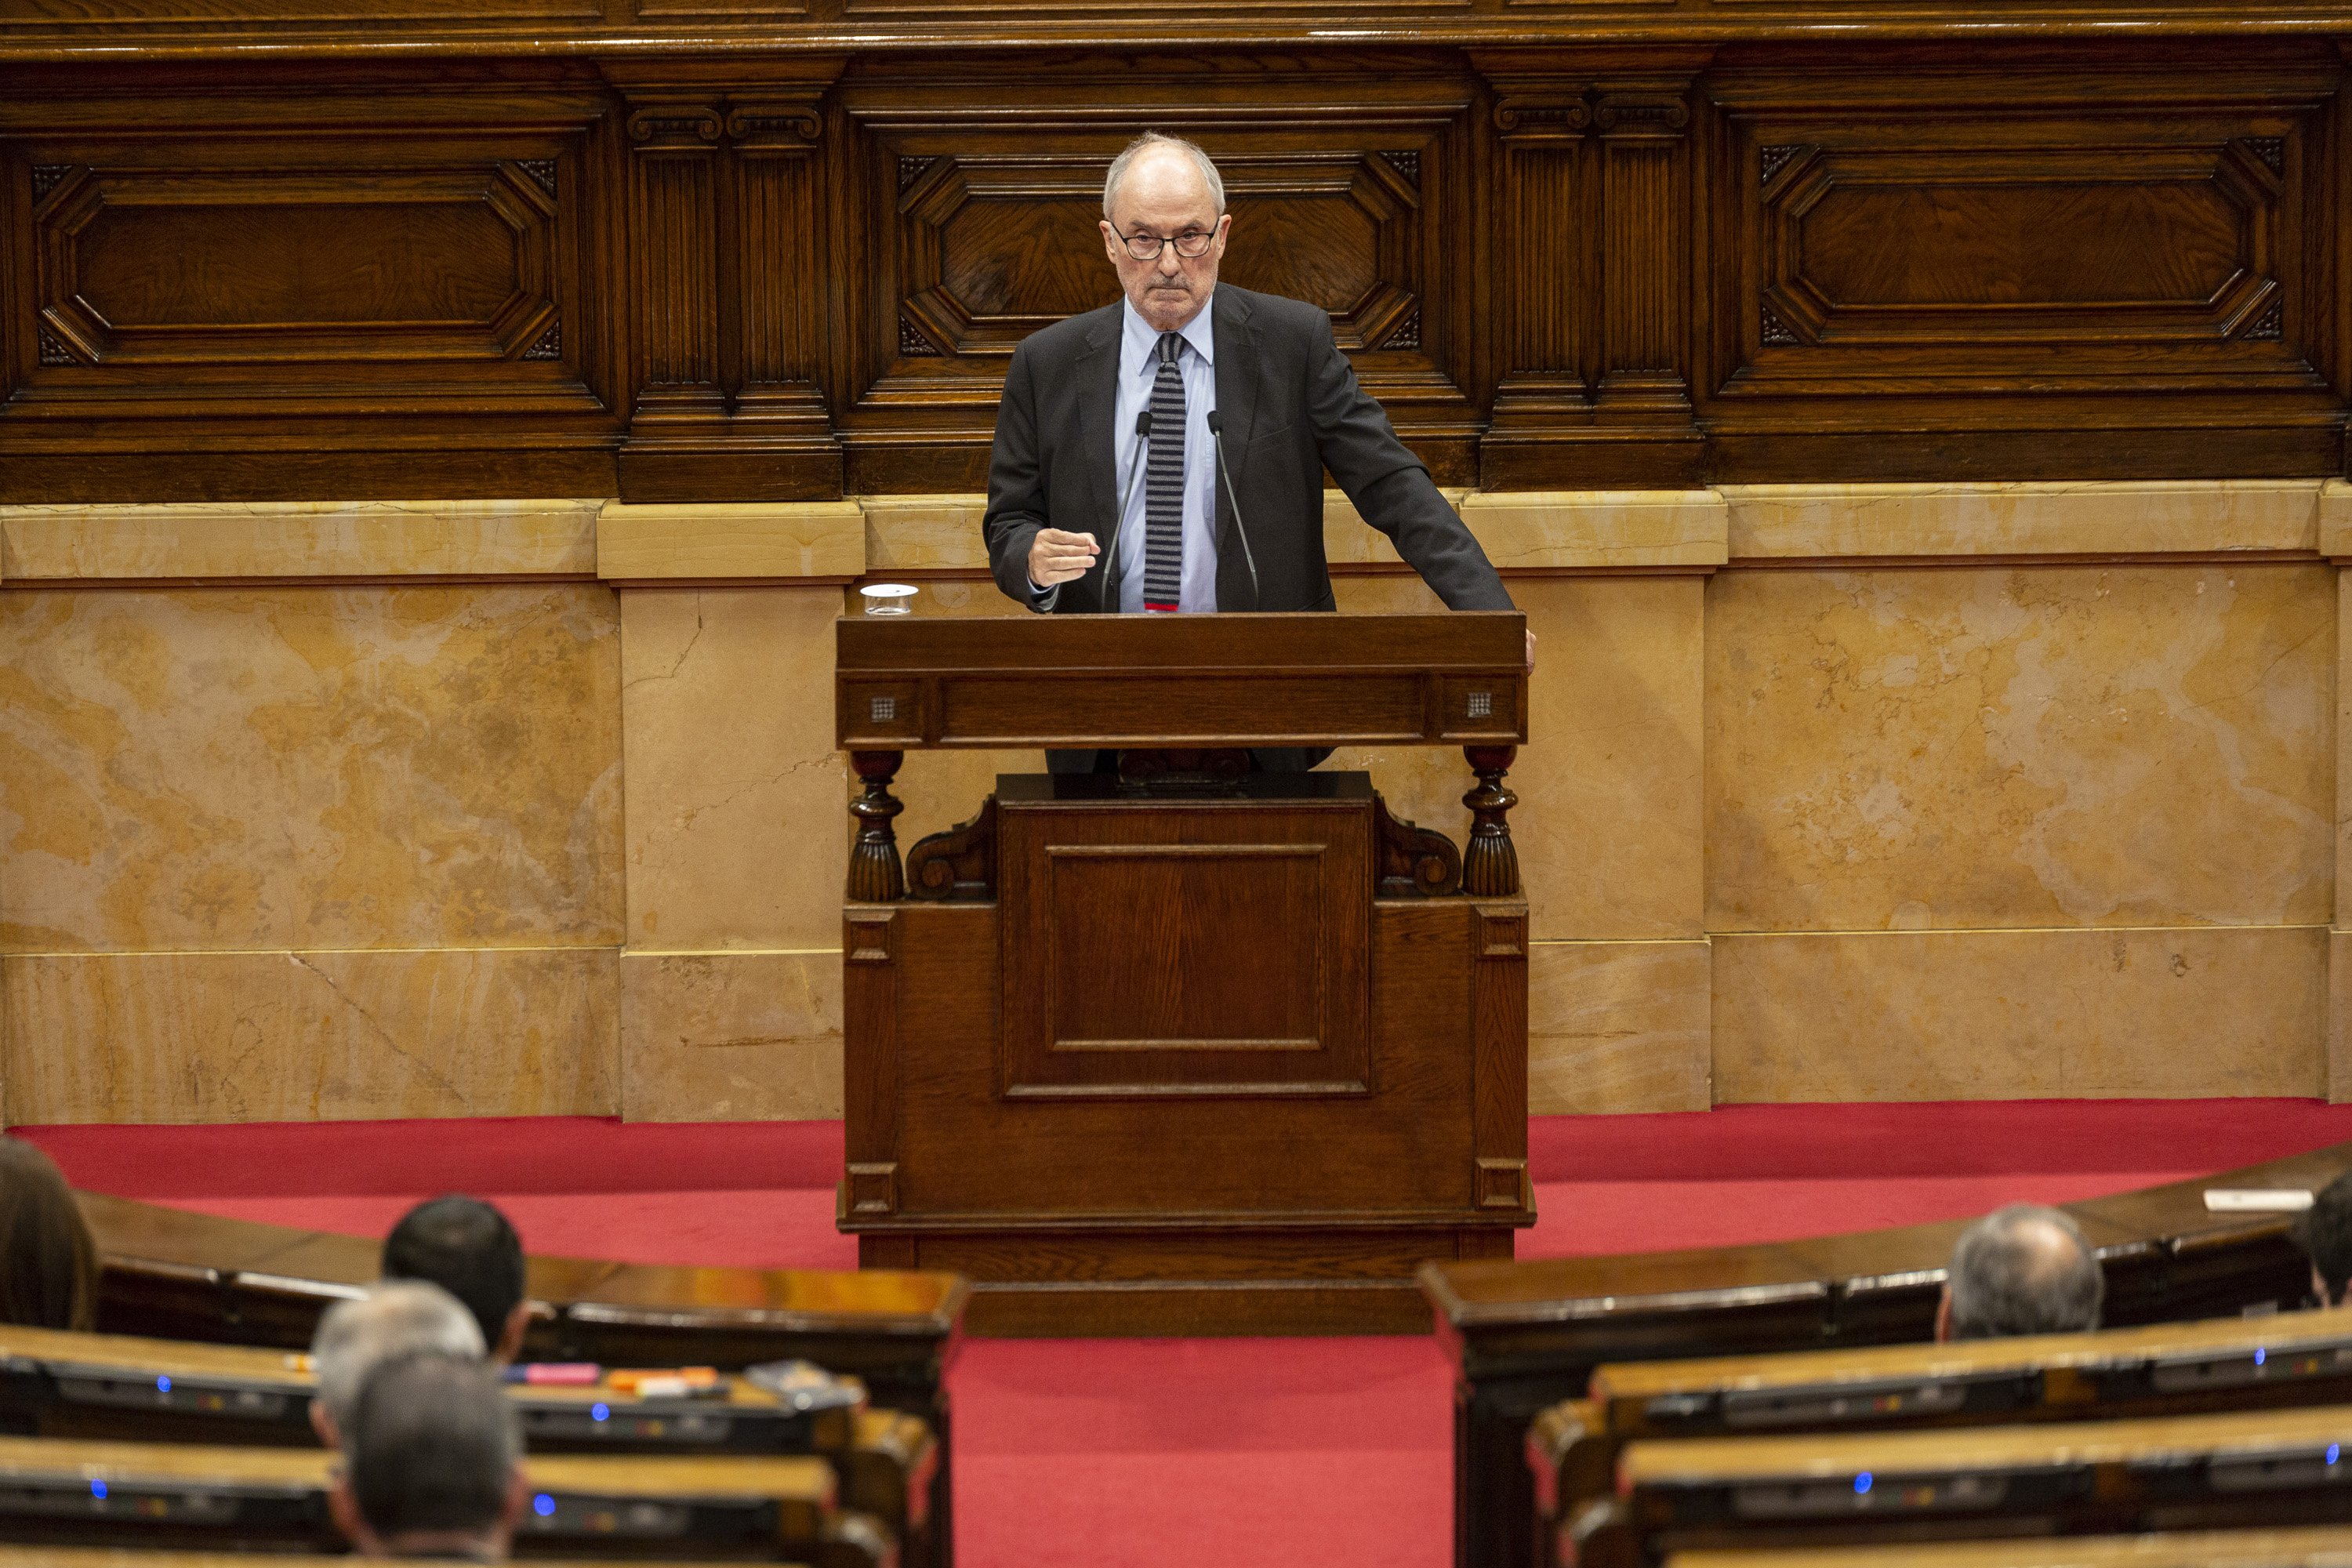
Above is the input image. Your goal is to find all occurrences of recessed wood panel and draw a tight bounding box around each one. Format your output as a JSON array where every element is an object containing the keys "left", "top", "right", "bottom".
[
  {"left": 996, "top": 786, "right": 1375, "bottom": 1100},
  {"left": 40, "top": 167, "right": 554, "bottom": 363},
  {"left": 1705, "top": 65, "right": 2338, "bottom": 412},
  {"left": 838, "top": 62, "right": 1480, "bottom": 488},
  {"left": 1796, "top": 177, "right": 2245, "bottom": 307}
]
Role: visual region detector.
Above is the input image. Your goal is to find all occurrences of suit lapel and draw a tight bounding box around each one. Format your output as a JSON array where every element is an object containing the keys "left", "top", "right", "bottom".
[
  {"left": 1213, "top": 286, "right": 1262, "bottom": 467},
  {"left": 1210, "top": 288, "right": 1267, "bottom": 612},
  {"left": 1071, "top": 307, "right": 1123, "bottom": 611}
]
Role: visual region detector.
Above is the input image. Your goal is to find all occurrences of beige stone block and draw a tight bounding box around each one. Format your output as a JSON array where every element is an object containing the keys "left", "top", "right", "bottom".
[
  {"left": 2339, "top": 571, "right": 2352, "bottom": 924},
  {"left": 1, "top": 947, "right": 619, "bottom": 1123},
  {"left": 620, "top": 950, "right": 842, "bottom": 1121},
  {"left": 2324, "top": 481, "right": 2352, "bottom": 560},
  {"left": 1712, "top": 927, "right": 2325, "bottom": 1102},
  {"left": 861, "top": 495, "right": 990, "bottom": 573},
  {"left": 622, "top": 588, "right": 848, "bottom": 952},
  {"left": 598, "top": 503, "right": 864, "bottom": 581},
  {"left": 0, "top": 499, "right": 602, "bottom": 582},
  {"left": 1724, "top": 481, "right": 2324, "bottom": 561},
  {"left": 0, "top": 586, "right": 623, "bottom": 954},
  {"left": 1529, "top": 940, "right": 1710, "bottom": 1114},
  {"left": 1454, "top": 491, "right": 1727, "bottom": 571},
  {"left": 1332, "top": 575, "right": 1704, "bottom": 939},
  {"left": 1707, "top": 564, "right": 2334, "bottom": 932},
  {"left": 2332, "top": 928, "right": 2352, "bottom": 1105}
]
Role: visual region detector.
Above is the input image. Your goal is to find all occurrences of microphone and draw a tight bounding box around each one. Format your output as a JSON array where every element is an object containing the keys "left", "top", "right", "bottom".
[
  {"left": 1102, "top": 410, "right": 1152, "bottom": 612},
  {"left": 1203, "top": 409, "right": 1261, "bottom": 608}
]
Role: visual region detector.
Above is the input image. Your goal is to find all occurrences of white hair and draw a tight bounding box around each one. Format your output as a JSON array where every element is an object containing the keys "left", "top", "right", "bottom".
[
  {"left": 1103, "top": 132, "right": 1226, "bottom": 221},
  {"left": 311, "top": 1279, "right": 485, "bottom": 1439}
]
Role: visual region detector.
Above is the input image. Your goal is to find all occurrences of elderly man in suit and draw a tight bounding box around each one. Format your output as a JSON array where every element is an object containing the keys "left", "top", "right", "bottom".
[{"left": 982, "top": 131, "right": 1531, "bottom": 677}]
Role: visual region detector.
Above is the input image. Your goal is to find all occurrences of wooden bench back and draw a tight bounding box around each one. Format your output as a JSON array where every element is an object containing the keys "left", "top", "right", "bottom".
[
  {"left": 1425, "top": 1139, "right": 2352, "bottom": 1568},
  {"left": 1530, "top": 1305, "right": 2352, "bottom": 1547},
  {"left": 0, "top": 1321, "right": 933, "bottom": 1558},
  {"left": 1661, "top": 1523, "right": 2352, "bottom": 1568},
  {"left": 0, "top": 1552, "right": 788, "bottom": 1568},
  {"left": 0, "top": 1433, "right": 874, "bottom": 1564},
  {"left": 1573, "top": 1404, "right": 2352, "bottom": 1568}
]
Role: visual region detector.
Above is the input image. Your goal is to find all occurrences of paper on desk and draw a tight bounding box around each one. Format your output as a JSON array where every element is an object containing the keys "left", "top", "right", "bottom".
[{"left": 2204, "top": 1189, "right": 2314, "bottom": 1212}]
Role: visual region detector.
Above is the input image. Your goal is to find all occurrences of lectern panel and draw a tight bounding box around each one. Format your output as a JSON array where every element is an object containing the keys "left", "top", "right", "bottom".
[
  {"left": 1047, "top": 845, "right": 1326, "bottom": 1050},
  {"left": 946, "top": 674, "right": 1429, "bottom": 747},
  {"left": 833, "top": 612, "right": 1530, "bottom": 750},
  {"left": 997, "top": 778, "right": 1374, "bottom": 1099}
]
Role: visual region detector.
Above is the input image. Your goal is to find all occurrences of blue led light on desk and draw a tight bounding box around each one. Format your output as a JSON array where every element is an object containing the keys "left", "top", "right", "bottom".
[
  {"left": 89, "top": 1479, "right": 107, "bottom": 1500},
  {"left": 2255, "top": 1348, "right": 2267, "bottom": 1367},
  {"left": 1853, "top": 1472, "right": 1872, "bottom": 1494},
  {"left": 2329, "top": 1443, "right": 2341, "bottom": 1467},
  {"left": 533, "top": 1494, "right": 555, "bottom": 1518},
  {"left": 591, "top": 1403, "right": 609, "bottom": 1422},
  {"left": 155, "top": 1375, "right": 170, "bottom": 1393}
]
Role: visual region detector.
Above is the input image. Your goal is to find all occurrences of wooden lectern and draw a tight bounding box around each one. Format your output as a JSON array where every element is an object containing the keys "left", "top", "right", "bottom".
[{"left": 833, "top": 611, "right": 1534, "bottom": 1334}]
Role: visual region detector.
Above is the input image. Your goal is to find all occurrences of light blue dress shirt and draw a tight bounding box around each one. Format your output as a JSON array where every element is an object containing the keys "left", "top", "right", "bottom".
[
  {"left": 1108, "top": 293, "right": 1220, "bottom": 613},
  {"left": 1034, "top": 292, "right": 1221, "bottom": 612}
]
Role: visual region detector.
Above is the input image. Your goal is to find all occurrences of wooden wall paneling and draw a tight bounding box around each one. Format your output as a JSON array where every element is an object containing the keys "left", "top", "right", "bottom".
[
  {"left": 1696, "top": 47, "right": 2349, "bottom": 481},
  {"left": 0, "top": 69, "right": 626, "bottom": 501},
  {"left": 1472, "top": 50, "right": 1708, "bottom": 490},
  {"left": 605, "top": 59, "right": 847, "bottom": 502},
  {"left": 833, "top": 55, "right": 1484, "bottom": 492},
  {"left": 1475, "top": 58, "right": 1591, "bottom": 491}
]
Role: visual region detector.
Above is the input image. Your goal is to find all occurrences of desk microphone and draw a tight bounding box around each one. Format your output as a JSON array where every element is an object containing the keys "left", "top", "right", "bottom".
[
  {"left": 1203, "top": 409, "right": 1261, "bottom": 607},
  {"left": 1102, "top": 410, "right": 1152, "bottom": 611}
]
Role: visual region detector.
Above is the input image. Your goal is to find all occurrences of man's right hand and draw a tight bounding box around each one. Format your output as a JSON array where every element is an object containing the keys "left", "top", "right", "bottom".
[{"left": 1028, "top": 528, "right": 1101, "bottom": 587}]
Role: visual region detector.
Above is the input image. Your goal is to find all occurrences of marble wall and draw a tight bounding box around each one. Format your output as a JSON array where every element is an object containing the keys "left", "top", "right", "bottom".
[{"left": 1, "top": 481, "right": 2342, "bottom": 1122}]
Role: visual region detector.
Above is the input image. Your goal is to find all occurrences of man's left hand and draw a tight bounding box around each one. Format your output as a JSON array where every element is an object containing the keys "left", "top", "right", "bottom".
[{"left": 1526, "top": 629, "right": 1537, "bottom": 671}]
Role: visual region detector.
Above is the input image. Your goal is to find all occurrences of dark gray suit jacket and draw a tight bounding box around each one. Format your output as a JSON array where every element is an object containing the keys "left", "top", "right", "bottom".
[{"left": 982, "top": 285, "right": 1512, "bottom": 615}]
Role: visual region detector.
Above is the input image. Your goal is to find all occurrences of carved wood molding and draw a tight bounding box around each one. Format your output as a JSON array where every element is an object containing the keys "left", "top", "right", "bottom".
[
  {"left": 908, "top": 795, "right": 997, "bottom": 901},
  {"left": 1372, "top": 793, "right": 1462, "bottom": 898},
  {"left": 1474, "top": 53, "right": 1704, "bottom": 470},
  {"left": 611, "top": 69, "right": 845, "bottom": 493}
]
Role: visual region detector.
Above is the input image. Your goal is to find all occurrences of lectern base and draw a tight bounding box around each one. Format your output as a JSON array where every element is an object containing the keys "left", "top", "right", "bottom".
[
  {"left": 851, "top": 1220, "right": 1519, "bottom": 1338},
  {"left": 840, "top": 771, "right": 1534, "bottom": 1338}
]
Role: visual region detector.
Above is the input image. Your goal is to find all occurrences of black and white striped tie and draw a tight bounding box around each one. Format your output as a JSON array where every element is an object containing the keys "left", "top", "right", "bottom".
[{"left": 1142, "top": 330, "right": 1186, "bottom": 612}]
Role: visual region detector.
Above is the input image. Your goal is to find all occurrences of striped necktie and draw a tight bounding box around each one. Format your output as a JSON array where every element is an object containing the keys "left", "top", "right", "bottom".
[{"left": 1142, "top": 330, "right": 1186, "bottom": 613}]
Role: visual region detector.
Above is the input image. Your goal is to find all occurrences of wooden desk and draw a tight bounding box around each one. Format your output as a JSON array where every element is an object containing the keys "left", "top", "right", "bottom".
[
  {"left": 0, "top": 1552, "right": 785, "bottom": 1568},
  {"left": 0, "top": 1434, "right": 856, "bottom": 1562},
  {"left": 1662, "top": 1525, "right": 2352, "bottom": 1568},
  {"left": 835, "top": 611, "right": 1533, "bottom": 1334},
  {"left": 1587, "top": 1405, "right": 2352, "bottom": 1567},
  {"left": 1427, "top": 1140, "right": 2350, "bottom": 1568},
  {"left": 77, "top": 1193, "right": 964, "bottom": 1567}
]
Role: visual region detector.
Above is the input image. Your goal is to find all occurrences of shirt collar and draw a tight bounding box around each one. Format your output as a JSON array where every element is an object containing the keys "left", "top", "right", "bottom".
[{"left": 1120, "top": 290, "right": 1216, "bottom": 377}]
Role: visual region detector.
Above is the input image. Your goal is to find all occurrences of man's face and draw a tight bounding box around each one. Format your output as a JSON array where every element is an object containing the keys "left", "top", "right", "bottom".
[{"left": 1101, "top": 148, "right": 1230, "bottom": 334}]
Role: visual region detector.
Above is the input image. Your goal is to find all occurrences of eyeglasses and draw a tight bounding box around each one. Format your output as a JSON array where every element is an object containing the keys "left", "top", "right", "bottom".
[{"left": 1116, "top": 227, "right": 1217, "bottom": 261}]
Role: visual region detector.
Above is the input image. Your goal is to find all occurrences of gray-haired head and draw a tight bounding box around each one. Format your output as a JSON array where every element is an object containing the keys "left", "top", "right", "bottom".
[
  {"left": 311, "top": 1279, "right": 485, "bottom": 1441},
  {"left": 1946, "top": 1203, "right": 2103, "bottom": 1340},
  {"left": 343, "top": 1351, "right": 521, "bottom": 1550},
  {"left": 1103, "top": 132, "right": 1225, "bottom": 221}
]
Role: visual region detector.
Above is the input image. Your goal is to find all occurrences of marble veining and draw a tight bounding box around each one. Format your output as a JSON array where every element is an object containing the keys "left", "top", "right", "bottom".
[
  {"left": 1708, "top": 564, "right": 2333, "bottom": 931},
  {"left": 0, "top": 586, "right": 623, "bottom": 953}
]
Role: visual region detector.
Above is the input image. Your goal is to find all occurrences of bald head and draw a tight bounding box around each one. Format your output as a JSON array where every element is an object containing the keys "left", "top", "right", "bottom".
[
  {"left": 1099, "top": 132, "right": 1230, "bottom": 334},
  {"left": 1944, "top": 1203, "right": 2103, "bottom": 1341}
]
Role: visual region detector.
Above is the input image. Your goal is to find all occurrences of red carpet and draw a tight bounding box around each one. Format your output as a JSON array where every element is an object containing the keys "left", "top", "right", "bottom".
[{"left": 20, "top": 1098, "right": 2352, "bottom": 1568}]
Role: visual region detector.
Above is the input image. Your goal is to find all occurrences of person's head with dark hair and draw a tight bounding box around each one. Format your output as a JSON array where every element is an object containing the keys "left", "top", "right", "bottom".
[
  {"left": 330, "top": 1351, "right": 524, "bottom": 1562},
  {"left": 382, "top": 1196, "right": 528, "bottom": 1363},
  {"left": 0, "top": 1137, "right": 97, "bottom": 1331},
  {"left": 2294, "top": 1171, "right": 2352, "bottom": 1308},
  {"left": 1936, "top": 1203, "right": 2103, "bottom": 1342}
]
